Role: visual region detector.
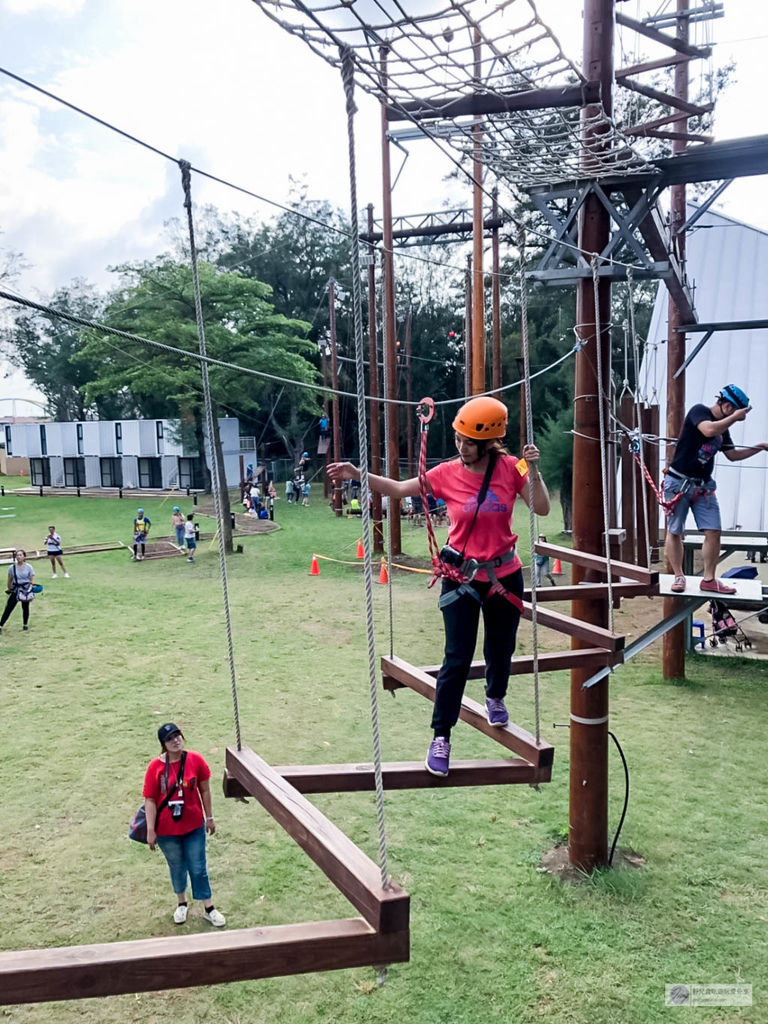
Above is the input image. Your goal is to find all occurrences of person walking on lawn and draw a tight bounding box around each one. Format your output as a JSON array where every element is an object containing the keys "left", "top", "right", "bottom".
[
  {"left": 664, "top": 384, "right": 768, "bottom": 595},
  {"left": 44, "top": 525, "right": 69, "bottom": 578}
]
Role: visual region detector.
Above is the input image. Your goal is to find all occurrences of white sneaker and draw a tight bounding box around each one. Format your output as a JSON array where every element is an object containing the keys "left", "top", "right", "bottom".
[
  {"left": 51, "top": 574, "right": 57, "bottom": 579},
  {"left": 173, "top": 904, "right": 188, "bottom": 924},
  {"left": 63, "top": 573, "right": 70, "bottom": 578},
  {"left": 203, "top": 907, "right": 226, "bottom": 927}
]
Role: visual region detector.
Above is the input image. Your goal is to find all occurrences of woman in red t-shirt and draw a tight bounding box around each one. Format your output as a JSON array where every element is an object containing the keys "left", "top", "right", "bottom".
[
  {"left": 328, "top": 396, "right": 550, "bottom": 778},
  {"left": 143, "top": 723, "right": 226, "bottom": 927}
]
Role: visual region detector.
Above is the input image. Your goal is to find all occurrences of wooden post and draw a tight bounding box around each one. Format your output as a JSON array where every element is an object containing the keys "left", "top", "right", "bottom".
[
  {"left": 569, "top": 0, "right": 614, "bottom": 873},
  {"left": 464, "top": 255, "right": 473, "bottom": 397},
  {"left": 491, "top": 187, "right": 502, "bottom": 393},
  {"left": 663, "top": 0, "right": 689, "bottom": 679},
  {"left": 619, "top": 393, "right": 636, "bottom": 563},
  {"left": 405, "top": 308, "right": 414, "bottom": 477},
  {"left": 329, "top": 279, "right": 343, "bottom": 516},
  {"left": 471, "top": 27, "right": 486, "bottom": 396},
  {"left": 367, "top": 204, "right": 384, "bottom": 553},
  {"left": 322, "top": 341, "right": 331, "bottom": 498}
]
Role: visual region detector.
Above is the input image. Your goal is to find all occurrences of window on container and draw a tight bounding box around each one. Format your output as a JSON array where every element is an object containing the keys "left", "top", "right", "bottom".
[
  {"left": 40, "top": 424, "right": 47, "bottom": 456},
  {"left": 77, "top": 423, "right": 84, "bottom": 455},
  {"left": 156, "top": 420, "right": 164, "bottom": 454},
  {"left": 4, "top": 425, "right": 12, "bottom": 455},
  {"left": 115, "top": 422, "right": 123, "bottom": 455}
]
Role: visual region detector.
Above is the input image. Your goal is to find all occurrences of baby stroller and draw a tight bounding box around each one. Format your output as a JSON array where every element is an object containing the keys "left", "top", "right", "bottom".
[{"left": 708, "top": 599, "right": 751, "bottom": 650}]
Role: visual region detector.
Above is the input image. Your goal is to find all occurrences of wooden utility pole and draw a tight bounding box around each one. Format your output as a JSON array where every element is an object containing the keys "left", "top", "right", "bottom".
[
  {"left": 491, "top": 187, "right": 502, "bottom": 393},
  {"left": 329, "top": 278, "right": 343, "bottom": 517},
  {"left": 663, "top": 0, "right": 690, "bottom": 679},
  {"left": 464, "top": 255, "right": 473, "bottom": 397},
  {"left": 471, "top": 27, "right": 486, "bottom": 395},
  {"left": 322, "top": 340, "right": 331, "bottom": 498},
  {"left": 367, "top": 204, "right": 384, "bottom": 553},
  {"left": 380, "top": 46, "right": 402, "bottom": 554},
  {"left": 569, "top": 0, "right": 614, "bottom": 873},
  {"left": 405, "top": 309, "right": 414, "bottom": 477}
]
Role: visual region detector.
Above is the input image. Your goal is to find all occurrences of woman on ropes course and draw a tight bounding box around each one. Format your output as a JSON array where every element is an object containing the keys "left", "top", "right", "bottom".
[
  {"left": 328, "top": 396, "right": 550, "bottom": 777},
  {"left": 664, "top": 384, "right": 768, "bottom": 595}
]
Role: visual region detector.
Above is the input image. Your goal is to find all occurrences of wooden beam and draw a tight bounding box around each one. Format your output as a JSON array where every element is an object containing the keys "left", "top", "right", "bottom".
[
  {"left": 0, "top": 919, "right": 409, "bottom": 1005},
  {"left": 616, "top": 11, "right": 711, "bottom": 58},
  {"left": 615, "top": 52, "right": 693, "bottom": 78},
  {"left": 639, "top": 129, "right": 713, "bottom": 143},
  {"left": 380, "top": 656, "right": 555, "bottom": 768},
  {"left": 224, "top": 757, "right": 549, "bottom": 797},
  {"left": 625, "top": 110, "right": 707, "bottom": 137},
  {"left": 616, "top": 75, "right": 713, "bottom": 116},
  {"left": 226, "top": 747, "right": 409, "bottom": 934},
  {"left": 535, "top": 542, "right": 658, "bottom": 585},
  {"left": 417, "top": 647, "right": 623, "bottom": 681},
  {"left": 520, "top": 602, "right": 625, "bottom": 652},
  {"left": 386, "top": 82, "right": 600, "bottom": 122},
  {"left": 523, "top": 582, "right": 656, "bottom": 602}
]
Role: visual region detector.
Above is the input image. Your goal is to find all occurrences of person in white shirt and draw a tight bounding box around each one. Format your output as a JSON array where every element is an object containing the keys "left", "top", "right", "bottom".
[
  {"left": 44, "top": 525, "right": 69, "bottom": 578},
  {"left": 184, "top": 514, "right": 197, "bottom": 563}
]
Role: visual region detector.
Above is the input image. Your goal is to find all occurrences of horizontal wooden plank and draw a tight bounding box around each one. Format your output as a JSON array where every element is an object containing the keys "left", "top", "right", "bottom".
[
  {"left": 224, "top": 757, "right": 549, "bottom": 797},
  {"left": 416, "top": 647, "right": 623, "bottom": 681},
  {"left": 226, "top": 747, "right": 409, "bottom": 934},
  {"left": 535, "top": 542, "right": 658, "bottom": 585},
  {"left": 521, "top": 601, "right": 625, "bottom": 652},
  {"left": 523, "top": 582, "right": 656, "bottom": 602},
  {"left": 381, "top": 656, "right": 554, "bottom": 769},
  {"left": 0, "top": 918, "right": 409, "bottom": 1005}
]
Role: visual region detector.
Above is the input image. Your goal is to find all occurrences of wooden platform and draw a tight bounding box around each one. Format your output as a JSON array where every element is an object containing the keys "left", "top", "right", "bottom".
[{"left": 657, "top": 574, "right": 764, "bottom": 602}]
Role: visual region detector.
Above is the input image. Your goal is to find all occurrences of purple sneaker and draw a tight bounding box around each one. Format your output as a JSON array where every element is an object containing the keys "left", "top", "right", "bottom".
[
  {"left": 486, "top": 697, "right": 509, "bottom": 727},
  {"left": 425, "top": 736, "right": 451, "bottom": 777}
]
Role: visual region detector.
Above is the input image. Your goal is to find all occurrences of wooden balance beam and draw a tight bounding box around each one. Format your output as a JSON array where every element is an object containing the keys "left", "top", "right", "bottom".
[
  {"left": 224, "top": 755, "right": 547, "bottom": 797},
  {"left": 535, "top": 542, "right": 658, "bottom": 585},
  {"left": 0, "top": 919, "right": 408, "bottom": 1005},
  {"left": 381, "top": 655, "right": 554, "bottom": 769},
  {"left": 414, "top": 647, "right": 624, "bottom": 681},
  {"left": 225, "top": 747, "right": 409, "bottom": 934}
]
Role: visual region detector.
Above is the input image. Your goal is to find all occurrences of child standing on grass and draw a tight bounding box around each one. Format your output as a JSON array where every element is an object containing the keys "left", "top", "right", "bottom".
[
  {"left": 44, "top": 525, "right": 69, "bottom": 578},
  {"left": 184, "top": 514, "right": 197, "bottom": 563},
  {"left": 0, "top": 550, "right": 35, "bottom": 634},
  {"left": 534, "top": 534, "right": 556, "bottom": 587},
  {"left": 133, "top": 509, "right": 151, "bottom": 561},
  {"left": 302, "top": 480, "right": 311, "bottom": 507}
]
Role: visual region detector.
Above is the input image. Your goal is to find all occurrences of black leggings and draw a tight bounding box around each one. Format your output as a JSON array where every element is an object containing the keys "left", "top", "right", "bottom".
[
  {"left": 431, "top": 570, "right": 523, "bottom": 737},
  {"left": 0, "top": 594, "right": 30, "bottom": 627}
]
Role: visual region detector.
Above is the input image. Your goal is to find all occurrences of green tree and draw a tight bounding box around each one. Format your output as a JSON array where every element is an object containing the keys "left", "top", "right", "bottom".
[
  {"left": 1, "top": 280, "right": 122, "bottom": 421},
  {"left": 83, "top": 258, "right": 315, "bottom": 551}
]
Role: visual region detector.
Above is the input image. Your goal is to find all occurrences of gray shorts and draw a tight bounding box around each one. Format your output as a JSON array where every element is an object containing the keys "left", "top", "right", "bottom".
[{"left": 664, "top": 475, "right": 721, "bottom": 535}]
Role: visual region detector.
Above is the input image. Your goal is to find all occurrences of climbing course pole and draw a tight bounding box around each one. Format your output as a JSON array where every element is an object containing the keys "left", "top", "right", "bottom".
[
  {"left": 179, "top": 160, "right": 242, "bottom": 750},
  {"left": 340, "top": 48, "right": 391, "bottom": 891}
]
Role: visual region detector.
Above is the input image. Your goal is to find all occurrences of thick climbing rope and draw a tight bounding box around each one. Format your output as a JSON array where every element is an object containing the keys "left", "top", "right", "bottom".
[
  {"left": 179, "top": 160, "right": 243, "bottom": 751},
  {"left": 340, "top": 47, "right": 390, "bottom": 892},
  {"left": 519, "top": 231, "right": 542, "bottom": 745},
  {"left": 591, "top": 254, "right": 616, "bottom": 634}
]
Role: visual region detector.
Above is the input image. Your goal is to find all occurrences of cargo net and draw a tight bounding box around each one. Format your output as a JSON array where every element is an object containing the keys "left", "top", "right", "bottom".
[{"left": 251, "top": 0, "right": 649, "bottom": 187}]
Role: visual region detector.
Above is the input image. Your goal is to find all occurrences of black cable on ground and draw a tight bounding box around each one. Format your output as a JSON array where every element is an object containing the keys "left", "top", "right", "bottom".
[{"left": 608, "top": 730, "right": 630, "bottom": 867}]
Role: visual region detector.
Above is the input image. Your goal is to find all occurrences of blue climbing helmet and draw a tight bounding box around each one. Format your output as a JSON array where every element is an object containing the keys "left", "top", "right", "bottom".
[
  {"left": 172, "top": 506, "right": 180, "bottom": 512},
  {"left": 719, "top": 384, "right": 749, "bottom": 409},
  {"left": 137, "top": 508, "right": 144, "bottom": 515}
]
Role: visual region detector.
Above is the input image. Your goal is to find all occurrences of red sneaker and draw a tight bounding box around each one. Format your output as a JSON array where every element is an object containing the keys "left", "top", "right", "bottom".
[
  {"left": 670, "top": 575, "right": 686, "bottom": 593},
  {"left": 699, "top": 578, "right": 737, "bottom": 595}
]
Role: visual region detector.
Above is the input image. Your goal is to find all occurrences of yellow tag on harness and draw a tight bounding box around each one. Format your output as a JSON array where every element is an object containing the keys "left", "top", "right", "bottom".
[{"left": 516, "top": 458, "right": 529, "bottom": 477}]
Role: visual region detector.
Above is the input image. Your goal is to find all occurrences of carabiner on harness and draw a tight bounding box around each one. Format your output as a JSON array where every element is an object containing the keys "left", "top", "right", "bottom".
[{"left": 416, "top": 396, "right": 435, "bottom": 430}]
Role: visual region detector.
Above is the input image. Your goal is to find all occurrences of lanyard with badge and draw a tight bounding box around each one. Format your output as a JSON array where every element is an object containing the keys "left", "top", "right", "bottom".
[{"left": 163, "top": 751, "right": 187, "bottom": 821}]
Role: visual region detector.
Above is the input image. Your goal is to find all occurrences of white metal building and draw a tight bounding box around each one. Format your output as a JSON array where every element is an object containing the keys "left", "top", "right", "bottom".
[
  {"left": 639, "top": 207, "right": 768, "bottom": 532},
  {"left": 0, "top": 416, "right": 242, "bottom": 490}
]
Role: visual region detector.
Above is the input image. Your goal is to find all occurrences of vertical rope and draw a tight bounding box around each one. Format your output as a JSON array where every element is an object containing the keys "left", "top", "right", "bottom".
[
  {"left": 179, "top": 161, "right": 242, "bottom": 750},
  {"left": 518, "top": 230, "right": 541, "bottom": 744},
  {"left": 340, "top": 48, "right": 390, "bottom": 890},
  {"left": 380, "top": 256, "right": 395, "bottom": 657},
  {"left": 627, "top": 268, "right": 651, "bottom": 567},
  {"left": 591, "top": 254, "right": 615, "bottom": 633}
]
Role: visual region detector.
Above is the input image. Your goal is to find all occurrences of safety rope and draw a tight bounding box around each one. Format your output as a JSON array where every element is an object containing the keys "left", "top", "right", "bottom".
[
  {"left": 519, "top": 231, "right": 541, "bottom": 745},
  {"left": 627, "top": 268, "right": 652, "bottom": 566},
  {"left": 179, "top": 160, "right": 242, "bottom": 751},
  {"left": 591, "top": 254, "right": 615, "bottom": 634},
  {"left": 340, "top": 48, "right": 390, "bottom": 892}
]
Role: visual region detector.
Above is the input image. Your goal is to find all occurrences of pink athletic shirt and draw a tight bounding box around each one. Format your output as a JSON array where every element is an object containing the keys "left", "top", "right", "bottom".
[{"left": 426, "top": 455, "right": 528, "bottom": 582}]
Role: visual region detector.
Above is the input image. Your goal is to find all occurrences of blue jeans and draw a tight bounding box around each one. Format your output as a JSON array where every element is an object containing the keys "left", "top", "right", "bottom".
[
  {"left": 175, "top": 525, "right": 185, "bottom": 545},
  {"left": 156, "top": 826, "right": 212, "bottom": 901},
  {"left": 432, "top": 570, "right": 523, "bottom": 736}
]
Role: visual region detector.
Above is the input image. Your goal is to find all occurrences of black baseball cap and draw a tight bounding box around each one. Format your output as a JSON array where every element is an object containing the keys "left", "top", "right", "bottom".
[{"left": 157, "top": 722, "right": 183, "bottom": 747}]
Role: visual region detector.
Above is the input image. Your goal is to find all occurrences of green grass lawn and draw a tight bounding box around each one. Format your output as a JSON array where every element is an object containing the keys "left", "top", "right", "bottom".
[{"left": 1, "top": 485, "right": 766, "bottom": 1023}]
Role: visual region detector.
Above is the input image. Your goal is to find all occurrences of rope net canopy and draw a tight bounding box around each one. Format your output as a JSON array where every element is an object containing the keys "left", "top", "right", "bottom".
[{"left": 251, "top": 0, "right": 649, "bottom": 188}]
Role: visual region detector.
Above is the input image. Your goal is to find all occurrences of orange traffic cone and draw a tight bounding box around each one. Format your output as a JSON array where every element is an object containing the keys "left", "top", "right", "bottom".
[
  {"left": 552, "top": 558, "right": 563, "bottom": 576},
  {"left": 356, "top": 538, "right": 365, "bottom": 559},
  {"left": 309, "top": 554, "right": 320, "bottom": 576},
  {"left": 377, "top": 557, "right": 389, "bottom": 585}
]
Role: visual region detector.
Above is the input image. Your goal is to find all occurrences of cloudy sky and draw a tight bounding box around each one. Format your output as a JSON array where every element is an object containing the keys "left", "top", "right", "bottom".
[{"left": 0, "top": 0, "right": 766, "bottom": 408}]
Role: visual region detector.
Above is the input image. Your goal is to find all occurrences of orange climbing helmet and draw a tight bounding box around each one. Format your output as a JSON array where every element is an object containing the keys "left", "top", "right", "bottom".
[{"left": 452, "top": 396, "right": 508, "bottom": 439}]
